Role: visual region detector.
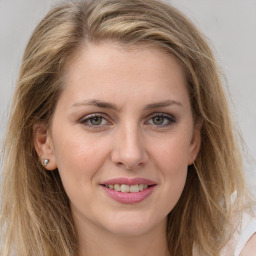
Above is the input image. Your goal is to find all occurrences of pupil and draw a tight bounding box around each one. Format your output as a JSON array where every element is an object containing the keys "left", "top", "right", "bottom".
[
  {"left": 153, "top": 116, "right": 163, "bottom": 125},
  {"left": 91, "top": 117, "right": 102, "bottom": 125}
]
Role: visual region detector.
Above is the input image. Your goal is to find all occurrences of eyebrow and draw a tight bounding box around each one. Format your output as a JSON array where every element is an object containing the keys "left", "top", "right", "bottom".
[
  {"left": 71, "top": 99, "right": 182, "bottom": 111},
  {"left": 143, "top": 99, "right": 182, "bottom": 110},
  {"left": 71, "top": 99, "right": 119, "bottom": 110}
]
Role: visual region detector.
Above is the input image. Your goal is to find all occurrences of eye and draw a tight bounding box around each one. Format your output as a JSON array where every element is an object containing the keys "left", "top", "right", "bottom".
[
  {"left": 80, "top": 114, "right": 109, "bottom": 127},
  {"left": 146, "top": 113, "right": 176, "bottom": 127}
]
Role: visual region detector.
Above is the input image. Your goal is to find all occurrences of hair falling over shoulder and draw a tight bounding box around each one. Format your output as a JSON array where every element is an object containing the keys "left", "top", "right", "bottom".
[{"left": 0, "top": 0, "right": 252, "bottom": 255}]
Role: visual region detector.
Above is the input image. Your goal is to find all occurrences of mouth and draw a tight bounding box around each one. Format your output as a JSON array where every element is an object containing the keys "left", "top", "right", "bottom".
[
  {"left": 101, "top": 184, "right": 155, "bottom": 193},
  {"left": 100, "top": 178, "right": 157, "bottom": 204}
]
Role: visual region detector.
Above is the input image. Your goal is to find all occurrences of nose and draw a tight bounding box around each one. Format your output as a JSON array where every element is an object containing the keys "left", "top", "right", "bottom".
[{"left": 110, "top": 124, "right": 149, "bottom": 170}]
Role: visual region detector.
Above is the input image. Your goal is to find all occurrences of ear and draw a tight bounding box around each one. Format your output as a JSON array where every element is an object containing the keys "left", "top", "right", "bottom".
[
  {"left": 33, "top": 122, "right": 57, "bottom": 171},
  {"left": 188, "top": 121, "right": 201, "bottom": 165}
]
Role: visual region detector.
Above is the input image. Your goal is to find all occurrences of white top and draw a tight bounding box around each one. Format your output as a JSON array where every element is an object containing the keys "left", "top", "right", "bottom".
[
  {"left": 234, "top": 214, "right": 256, "bottom": 256},
  {"left": 220, "top": 212, "right": 256, "bottom": 256}
]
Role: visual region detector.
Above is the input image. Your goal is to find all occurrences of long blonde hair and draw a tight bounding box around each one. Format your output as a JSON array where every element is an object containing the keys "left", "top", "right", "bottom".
[{"left": 0, "top": 0, "right": 249, "bottom": 255}]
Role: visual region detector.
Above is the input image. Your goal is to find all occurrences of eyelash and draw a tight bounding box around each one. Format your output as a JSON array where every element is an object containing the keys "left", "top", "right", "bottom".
[
  {"left": 79, "top": 113, "right": 176, "bottom": 129},
  {"left": 79, "top": 113, "right": 110, "bottom": 128},
  {"left": 145, "top": 113, "right": 176, "bottom": 127}
]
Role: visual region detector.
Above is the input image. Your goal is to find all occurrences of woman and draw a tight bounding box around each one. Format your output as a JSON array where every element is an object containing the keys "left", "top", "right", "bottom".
[{"left": 1, "top": 0, "right": 255, "bottom": 255}]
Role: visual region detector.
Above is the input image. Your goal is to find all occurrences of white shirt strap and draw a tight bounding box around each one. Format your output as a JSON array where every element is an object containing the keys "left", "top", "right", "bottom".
[{"left": 234, "top": 219, "right": 256, "bottom": 256}]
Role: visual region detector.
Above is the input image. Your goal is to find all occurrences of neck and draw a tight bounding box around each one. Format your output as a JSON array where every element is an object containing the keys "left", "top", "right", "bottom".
[{"left": 75, "top": 215, "right": 170, "bottom": 256}]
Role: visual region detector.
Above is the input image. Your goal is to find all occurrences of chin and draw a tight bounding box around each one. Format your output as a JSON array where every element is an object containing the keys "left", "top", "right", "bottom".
[
  {"left": 107, "top": 224, "right": 153, "bottom": 237},
  {"left": 102, "top": 211, "right": 166, "bottom": 237}
]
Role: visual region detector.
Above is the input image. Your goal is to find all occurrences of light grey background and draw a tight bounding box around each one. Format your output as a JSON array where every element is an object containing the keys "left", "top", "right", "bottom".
[{"left": 0, "top": 0, "right": 256, "bottom": 194}]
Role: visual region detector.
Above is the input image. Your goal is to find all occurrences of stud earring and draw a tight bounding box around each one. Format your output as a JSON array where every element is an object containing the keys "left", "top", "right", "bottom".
[{"left": 43, "top": 159, "right": 49, "bottom": 166}]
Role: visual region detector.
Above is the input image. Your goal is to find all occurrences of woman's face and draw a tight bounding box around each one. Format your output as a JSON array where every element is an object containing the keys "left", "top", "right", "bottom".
[{"left": 38, "top": 42, "right": 200, "bottom": 237}]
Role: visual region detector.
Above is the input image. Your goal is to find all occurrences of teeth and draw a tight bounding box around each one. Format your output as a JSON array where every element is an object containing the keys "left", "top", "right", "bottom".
[
  {"left": 138, "top": 184, "right": 144, "bottom": 191},
  {"left": 114, "top": 184, "right": 121, "bottom": 191},
  {"left": 129, "top": 184, "right": 139, "bottom": 193},
  {"left": 106, "top": 184, "right": 149, "bottom": 193},
  {"left": 121, "top": 184, "right": 130, "bottom": 192}
]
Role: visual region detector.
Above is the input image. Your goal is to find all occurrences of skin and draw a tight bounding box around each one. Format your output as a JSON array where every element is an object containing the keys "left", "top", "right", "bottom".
[
  {"left": 34, "top": 42, "right": 201, "bottom": 256},
  {"left": 240, "top": 234, "right": 256, "bottom": 256}
]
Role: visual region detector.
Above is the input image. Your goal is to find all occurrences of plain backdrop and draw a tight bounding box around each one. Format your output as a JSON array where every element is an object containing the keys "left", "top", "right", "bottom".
[{"left": 0, "top": 0, "right": 256, "bottom": 194}]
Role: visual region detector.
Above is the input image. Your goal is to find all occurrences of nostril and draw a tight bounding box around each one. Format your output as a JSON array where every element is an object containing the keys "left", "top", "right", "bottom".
[
  {"left": 110, "top": 139, "right": 149, "bottom": 169},
  {"left": 116, "top": 161, "right": 133, "bottom": 170}
]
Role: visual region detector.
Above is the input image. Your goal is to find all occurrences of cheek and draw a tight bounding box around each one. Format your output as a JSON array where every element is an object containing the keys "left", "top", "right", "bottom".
[
  {"left": 152, "top": 136, "right": 190, "bottom": 207},
  {"left": 51, "top": 129, "right": 110, "bottom": 193},
  {"left": 155, "top": 134, "right": 191, "bottom": 172}
]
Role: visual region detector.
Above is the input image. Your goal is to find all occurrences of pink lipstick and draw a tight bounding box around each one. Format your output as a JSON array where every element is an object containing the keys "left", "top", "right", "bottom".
[{"left": 100, "top": 177, "right": 156, "bottom": 204}]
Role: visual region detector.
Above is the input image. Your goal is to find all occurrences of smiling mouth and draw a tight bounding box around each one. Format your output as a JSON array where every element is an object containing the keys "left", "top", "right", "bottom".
[
  {"left": 100, "top": 179, "right": 156, "bottom": 203},
  {"left": 101, "top": 184, "right": 156, "bottom": 193}
]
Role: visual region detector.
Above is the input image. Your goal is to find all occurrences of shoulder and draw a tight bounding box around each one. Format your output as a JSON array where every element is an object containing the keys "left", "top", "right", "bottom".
[
  {"left": 220, "top": 212, "right": 256, "bottom": 256},
  {"left": 234, "top": 213, "right": 256, "bottom": 256},
  {"left": 240, "top": 233, "right": 256, "bottom": 256}
]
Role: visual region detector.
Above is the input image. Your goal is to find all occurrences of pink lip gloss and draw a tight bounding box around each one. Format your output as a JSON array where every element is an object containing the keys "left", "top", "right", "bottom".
[
  {"left": 101, "top": 185, "right": 155, "bottom": 204},
  {"left": 100, "top": 177, "right": 156, "bottom": 204}
]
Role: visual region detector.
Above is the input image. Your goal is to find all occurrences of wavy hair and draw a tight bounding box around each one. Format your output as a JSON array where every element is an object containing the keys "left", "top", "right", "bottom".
[{"left": 0, "top": 0, "right": 249, "bottom": 255}]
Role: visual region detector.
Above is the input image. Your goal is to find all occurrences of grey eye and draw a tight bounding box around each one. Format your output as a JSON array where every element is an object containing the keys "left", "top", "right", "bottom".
[
  {"left": 146, "top": 113, "right": 176, "bottom": 127},
  {"left": 89, "top": 116, "right": 103, "bottom": 125},
  {"left": 152, "top": 116, "right": 165, "bottom": 125},
  {"left": 80, "top": 114, "right": 108, "bottom": 127}
]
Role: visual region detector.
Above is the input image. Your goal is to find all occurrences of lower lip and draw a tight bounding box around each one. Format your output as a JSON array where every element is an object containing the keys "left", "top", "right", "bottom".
[{"left": 101, "top": 185, "right": 156, "bottom": 204}]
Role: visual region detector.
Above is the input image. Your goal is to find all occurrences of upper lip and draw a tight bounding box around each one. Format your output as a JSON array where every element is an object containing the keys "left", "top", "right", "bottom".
[{"left": 100, "top": 177, "right": 156, "bottom": 186}]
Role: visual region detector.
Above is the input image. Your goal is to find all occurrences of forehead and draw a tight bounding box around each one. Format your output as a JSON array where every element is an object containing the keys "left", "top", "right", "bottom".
[
  {"left": 63, "top": 41, "right": 187, "bottom": 84},
  {"left": 58, "top": 41, "right": 190, "bottom": 107}
]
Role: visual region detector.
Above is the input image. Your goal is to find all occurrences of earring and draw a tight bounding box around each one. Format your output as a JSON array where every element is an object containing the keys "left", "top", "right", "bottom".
[{"left": 43, "top": 159, "right": 49, "bottom": 166}]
